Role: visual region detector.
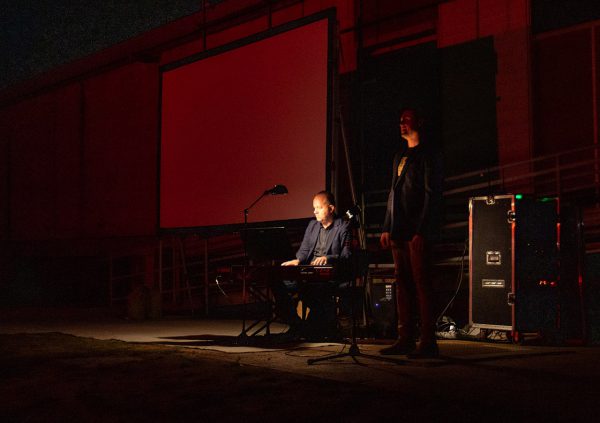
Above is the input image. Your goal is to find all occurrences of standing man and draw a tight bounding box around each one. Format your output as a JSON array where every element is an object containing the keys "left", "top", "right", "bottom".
[{"left": 379, "top": 108, "right": 443, "bottom": 358}]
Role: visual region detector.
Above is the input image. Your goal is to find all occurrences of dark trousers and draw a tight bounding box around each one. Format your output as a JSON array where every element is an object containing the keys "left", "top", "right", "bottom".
[
  {"left": 303, "top": 281, "right": 338, "bottom": 335},
  {"left": 271, "top": 280, "right": 301, "bottom": 327},
  {"left": 272, "top": 280, "right": 338, "bottom": 336},
  {"left": 391, "top": 235, "right": 436, "bottom": 344}
]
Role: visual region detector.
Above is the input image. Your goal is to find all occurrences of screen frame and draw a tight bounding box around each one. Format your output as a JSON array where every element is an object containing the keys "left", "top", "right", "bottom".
[{"left": 157, "top": 9, "right": 336, "bottom": 236}]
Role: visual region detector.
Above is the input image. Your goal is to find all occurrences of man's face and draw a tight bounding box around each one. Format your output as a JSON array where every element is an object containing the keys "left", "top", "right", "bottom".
[
  {"left": 313, "top": 195, "right": 334, "bottom": 224},
  {"left": 399, "top": 110, "right": 418, "bottom": 136}
]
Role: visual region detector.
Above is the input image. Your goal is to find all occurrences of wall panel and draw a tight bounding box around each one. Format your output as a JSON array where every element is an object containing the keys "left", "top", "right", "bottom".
[
  {"left": 495, "top": 29, "right": 533, "bottom": 191},
  {"left": 441, "top": 37, "right": 498, "bottom": 176},
  {"left": 53, "top": 83, "right": 84, "bottom": 238},
  {"left": 9, "top": 94, "right": 57, "bottom": 240},
  {"left": 83, "top": 62, "right": 158, "bottom": 237},
  {"left": 534, "top": 29, "right": 593, "bottom": 156},
  {"left": 0, "top": 106, "right": 13, "bottom": 239},
  {"left": 2, "top": 83, "right": 83, "bottom": 241}
]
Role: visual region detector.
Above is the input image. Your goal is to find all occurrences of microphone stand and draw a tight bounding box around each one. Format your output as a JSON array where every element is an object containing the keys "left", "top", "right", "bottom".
[
  {"left": 307, "top": 210, "right": 404, "bottom": 365},
  {"left": 307, "top": 109, "right": 403, "bottom": 364}
]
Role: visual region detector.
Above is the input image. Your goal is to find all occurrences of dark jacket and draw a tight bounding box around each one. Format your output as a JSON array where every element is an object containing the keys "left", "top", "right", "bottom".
[
  {"left": 382, "top": 143, "right": 443, "bottom": 241},
  {"left": 296, "top": 217, "right": 352, "bottom": 264}
]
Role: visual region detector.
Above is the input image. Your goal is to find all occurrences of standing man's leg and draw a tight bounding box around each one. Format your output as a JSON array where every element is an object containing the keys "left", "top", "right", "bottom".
[
  {"left": 407, "top": 235, "right": 438, "bottom": 357},
  {"left": 380, "top": 240, "right": 416, "bottom": 354}
]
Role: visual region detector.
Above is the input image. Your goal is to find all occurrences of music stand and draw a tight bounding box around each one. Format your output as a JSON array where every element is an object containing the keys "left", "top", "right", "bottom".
[
  {"left": 242, "top": 227, "right": 294, "bottom": 264},
  {"left": 237, "top": 185, "right": 288, "bottom": 342},
  {"left": 237, "top": 226, "right": 295, "bottom": 337}
]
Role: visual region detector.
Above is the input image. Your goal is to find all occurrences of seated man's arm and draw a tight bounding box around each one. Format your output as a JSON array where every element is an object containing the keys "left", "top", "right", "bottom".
[
  {"left": 320, "top": 221, "right": 352, "bottom": 265},
  {"left": 282, "top": 221, "right": 315, "bottom": 266}
]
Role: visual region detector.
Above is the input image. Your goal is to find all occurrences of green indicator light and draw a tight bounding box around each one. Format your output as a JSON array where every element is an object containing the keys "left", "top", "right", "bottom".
[{"left": 515, "top": 194, "right": 523, "bottom": 200}]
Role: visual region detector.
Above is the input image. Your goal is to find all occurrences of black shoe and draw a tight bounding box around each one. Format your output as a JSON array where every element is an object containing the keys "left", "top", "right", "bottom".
[
  {"left": 379, "top": 339, "right": 416, "bottom": 355},
  {"left": 407, "top": 342, "right": 439, "bottom": 359}
]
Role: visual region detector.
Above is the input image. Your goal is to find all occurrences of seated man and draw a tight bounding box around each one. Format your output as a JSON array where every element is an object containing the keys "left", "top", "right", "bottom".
[{"left": 276, "top": 191, "right": 352, "bottom": 339}]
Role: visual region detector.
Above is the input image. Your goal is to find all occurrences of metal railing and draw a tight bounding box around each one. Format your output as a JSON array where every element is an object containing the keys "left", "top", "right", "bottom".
[{"left": 364, "top": 143, "right": 600, "bottom": 254}]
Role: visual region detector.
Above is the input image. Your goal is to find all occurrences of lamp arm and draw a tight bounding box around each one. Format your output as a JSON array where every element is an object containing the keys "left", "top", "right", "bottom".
[{"left": 245, "top": 192, "right": 267, "bottom": 216}]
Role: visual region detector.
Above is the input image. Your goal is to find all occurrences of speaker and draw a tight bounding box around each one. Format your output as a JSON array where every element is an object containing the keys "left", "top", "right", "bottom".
[
  {"left": 469, "top": 195, "right": 584, "bottom": 337},
  {"left": 369, "top": 275, "right": 397, "bottom": 338},
  {"left": 469, "top": 195, "right": 515, "bottom": 329}
]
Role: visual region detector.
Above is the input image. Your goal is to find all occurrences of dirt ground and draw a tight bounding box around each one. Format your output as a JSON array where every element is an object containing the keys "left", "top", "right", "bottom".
[
  {"left": 0, "top": 333, "right": 422, "bottom": 422},
  {"left": 2, "top": 331, "right": 600, "bottom": 422}
]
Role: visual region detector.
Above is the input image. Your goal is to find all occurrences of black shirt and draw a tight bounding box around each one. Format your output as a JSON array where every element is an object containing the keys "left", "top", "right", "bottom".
[{"left": 312, "top": 224, "right": 333, "bottom": 260}]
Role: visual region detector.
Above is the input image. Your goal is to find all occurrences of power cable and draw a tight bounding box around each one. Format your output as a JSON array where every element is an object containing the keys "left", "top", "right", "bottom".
[{"left": 436, "top": 237, "right": 468, "bottom": 332}]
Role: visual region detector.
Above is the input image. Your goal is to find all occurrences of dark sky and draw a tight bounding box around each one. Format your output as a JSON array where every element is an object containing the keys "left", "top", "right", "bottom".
[
  {"left": 532, "top": 0, "right": 600, "bottom": 34},
  {"left": 2, "top": 1, "right": 600, "bottom": 91},
  {"left": 0, "top": 0, "right": 202, "bottom": 90}
]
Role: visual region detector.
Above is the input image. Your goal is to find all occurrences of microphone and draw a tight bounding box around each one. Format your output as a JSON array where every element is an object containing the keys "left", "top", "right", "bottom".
[
  {"left": 264, "top": 184, "right": 288, "bottom": 196},
  {"left": 345, "top": 204, "right": 361, "bottom": 221}
]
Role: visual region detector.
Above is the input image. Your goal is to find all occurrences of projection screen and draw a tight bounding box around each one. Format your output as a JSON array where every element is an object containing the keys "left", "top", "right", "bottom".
[{"left": 159, "top": 14, "right": 332, "bottom": 231}]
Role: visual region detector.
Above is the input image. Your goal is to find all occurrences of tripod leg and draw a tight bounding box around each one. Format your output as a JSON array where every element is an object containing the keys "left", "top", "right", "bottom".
[{"left": 306, "top": 340, "right": 406, "bottom": 365}]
